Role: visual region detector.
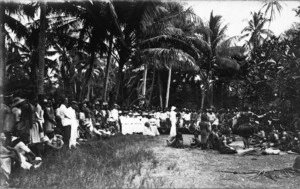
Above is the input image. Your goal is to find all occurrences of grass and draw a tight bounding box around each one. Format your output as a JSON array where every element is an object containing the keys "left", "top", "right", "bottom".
[{"left": 9, "top": 135, "right": 159, "bottom": 189}]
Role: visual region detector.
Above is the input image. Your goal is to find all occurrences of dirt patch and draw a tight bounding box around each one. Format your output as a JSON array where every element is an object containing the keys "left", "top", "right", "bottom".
[{"left": 137, "top": 135, "right": 300, "bottom": 188}]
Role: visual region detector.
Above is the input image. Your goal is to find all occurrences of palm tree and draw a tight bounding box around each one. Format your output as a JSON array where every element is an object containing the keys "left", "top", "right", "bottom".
[
  {"left": 0, "top": 2, "right": 30, "bottom": 95},
  {"left": 37, "top": 0, "right": 46, "bottom": 96},
  {"left": 241, "top": 11, "right": 273, "bottom": 53},
  {"left": 48, "top": 0, "right": 125, "bottom": 101},
  {"left": 261, "top": 0, "right": 283, "bottom": 25},
  {"left": 0, "top": 3, "right": 5, "bottom": 94},
  {"left": 190, "top": 11, "right": 245, "bottom": 107}
]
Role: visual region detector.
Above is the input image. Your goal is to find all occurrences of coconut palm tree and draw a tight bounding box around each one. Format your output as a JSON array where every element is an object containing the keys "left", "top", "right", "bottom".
[
  {"left": 189, "top": 11, "right": 245, "bottom": 107},
  {"left": 37, "top": 0, "right": 46, "bottom": 96},
  {"left": 48, "top": 0, "right": 125, "bottom": 101},
  {"left": 241, "top": 11, "right": 273, "bottom": 53},
  {"left": 261, "top": 0, "right": 283, "bottom": 24},
  {"left": 0, "top": 3, "right": 5, "bottom": 94}
]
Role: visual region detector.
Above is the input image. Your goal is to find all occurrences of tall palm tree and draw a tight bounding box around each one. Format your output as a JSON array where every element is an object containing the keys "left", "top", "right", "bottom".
[
  {"left": 0, "top": 3, "right": 5, "bottom": 94},
  {"left": 241, "top": 11, "right": 273, "bottom": 53},
  {"left": 261, "top": 0, "right": 283, "bottom": 24},
  {"left": 190, "top": 11, "right": 245, "bottom": 107},
  {"left": 0, "top": 2, "right": 30, "bottom": 95},
  {"left": 37, "top": 0, "right": 46, "bottom": 96},
  {"left": 48, "top": 0, "right": 124, "bottom": 101}
]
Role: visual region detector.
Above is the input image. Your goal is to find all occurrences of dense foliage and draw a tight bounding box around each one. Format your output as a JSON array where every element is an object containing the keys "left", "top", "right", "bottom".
[{"left": 0, "top": 1, "right": 299, "bottom": 113}]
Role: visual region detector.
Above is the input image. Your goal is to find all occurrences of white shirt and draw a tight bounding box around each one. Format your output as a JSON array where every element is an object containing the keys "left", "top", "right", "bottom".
[
  {"left": 183, "top": 113, "right": 191, "bottom": 121},
  {"left": 110, "top": 109, "right": 119, "bottom": 121},
  {"left": 169, "top": 110, "right": 177, "bottom": 122},
  {"left": 59, "top": 104, "right": 72, "bottom": 126}
]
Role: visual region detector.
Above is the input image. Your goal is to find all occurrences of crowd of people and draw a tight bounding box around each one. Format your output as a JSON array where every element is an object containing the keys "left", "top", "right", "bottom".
[
  {"left": 165, "top": 106, "right": 300, "bottom": 155},
  {"left": 1, "top": 94, "right": 300, "bottom": 186}
]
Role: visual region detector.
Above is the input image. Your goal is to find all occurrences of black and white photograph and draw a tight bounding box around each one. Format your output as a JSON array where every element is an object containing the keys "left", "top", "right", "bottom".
[{"left": 0, "top": 0, "right": 300, "bottom": 188}]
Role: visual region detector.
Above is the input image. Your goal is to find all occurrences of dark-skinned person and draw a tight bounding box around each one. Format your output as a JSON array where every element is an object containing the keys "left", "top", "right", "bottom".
[
  {"left": 199, "top": 114, "right": 211, "bottom": 149},
  {"left": 167, "top": 131, "right": 183, "bottom": 148},
  {"left": 43, "top": 99, "right": 57, "bottom": 139}
]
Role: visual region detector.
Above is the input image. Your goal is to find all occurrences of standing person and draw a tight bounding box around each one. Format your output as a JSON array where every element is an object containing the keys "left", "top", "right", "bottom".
[
  {"left": 43, "top": 99, "right": 56, "bottom": 138},
  {"left": 199, "top": 114, "right": 211, "bottom": 149},
  {"left": 68, "top": 101, "right": 79, "bottom": 149},
  {"left": 169, "top": 106, "right": 177, "bottom": 137},
  {"left": 58, "top": 98, "right": 72, "bottom": 147},
  {"left": 33, "top": 96, "right": 44, "bottom": 130},
  {"left": 207, "top": 107, "right": 218, "bottom": 130}
]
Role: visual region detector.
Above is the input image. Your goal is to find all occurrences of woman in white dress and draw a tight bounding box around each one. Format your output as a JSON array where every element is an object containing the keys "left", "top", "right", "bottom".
[
  {"left": 68, "top": 102, "right": 79, "bottom": 149},
  {"left": 169, "top": 106, "right": 177, "bottom": 137}
]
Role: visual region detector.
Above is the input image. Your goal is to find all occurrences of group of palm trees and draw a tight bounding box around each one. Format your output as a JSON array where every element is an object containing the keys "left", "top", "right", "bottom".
[{"left": 0, "top": 0, "right": 288, "bottom": 109}]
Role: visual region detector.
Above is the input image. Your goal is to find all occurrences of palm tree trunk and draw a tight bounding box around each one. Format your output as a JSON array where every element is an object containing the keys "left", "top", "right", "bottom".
[
  {"left": 142, "top": 63, "right": 148, "bottom": 98},
  {"left": 37, "top": 0, "right": 46, "bottom": 95},
  {"left": 0, "top": 4, "right": 5, "bottom": 94},
  {"left": 103, "top": 33, "right": 113, "bottom": 102},
  {"left": 148, "top": 68, "right": 156, "bottom": 105},
  {"left": 201, "top": 87, "right": 205, "bottom": 110},
  {"left": 86, "top": 84, "right": 91, "bottom": 101},
  {"left": 114, "top": 65, "right": 123, "bottom": 103},
  {"left": 165, "top": 65, "right": 172, "bottom": 108},
  {"left": 158, "top": 70, "right": 163, "bottom": 109}
]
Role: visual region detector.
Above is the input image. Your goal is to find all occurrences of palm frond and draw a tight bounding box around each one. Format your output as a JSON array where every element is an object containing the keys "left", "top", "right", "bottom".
[
  {"left": 215, "top": 57, "right": 240, "bottom": 71},
  {"left": 140, "top": 48, "right": 199, "bottom": 71},
  {"left": 139, "top": 35, "right": 199, "bottom": 60}
]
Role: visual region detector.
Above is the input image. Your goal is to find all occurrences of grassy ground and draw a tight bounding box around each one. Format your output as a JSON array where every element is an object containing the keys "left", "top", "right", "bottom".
[
  {"left": 9, "top": 134, "right": 300, "bottom": 188},
  {"left": 141, "top": 135, "right": 300, "bottom": 188},
  {"left": 9, "top": 135, "right": 161, "bottom": 188}
]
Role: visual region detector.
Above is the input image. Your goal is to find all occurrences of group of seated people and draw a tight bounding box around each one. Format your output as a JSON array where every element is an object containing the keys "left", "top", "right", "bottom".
[
  {"left": 166, "top": 106, "right": 300, "bottom": 154},
  {"left": 0, "top": 94, "right": 166, "bottom": 186}
]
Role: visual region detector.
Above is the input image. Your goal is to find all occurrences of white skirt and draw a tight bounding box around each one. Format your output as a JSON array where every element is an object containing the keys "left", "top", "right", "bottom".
[{"left": 169, "top": 121, "right": 177, "bottom": 137}]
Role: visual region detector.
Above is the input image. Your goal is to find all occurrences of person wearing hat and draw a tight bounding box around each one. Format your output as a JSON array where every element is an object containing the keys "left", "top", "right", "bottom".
[
  {"left": 11, "top": 97, "right": 26, "bottom": 127},
  {"left": 169, "top": 106, "right": 177, "bottom": 138}
]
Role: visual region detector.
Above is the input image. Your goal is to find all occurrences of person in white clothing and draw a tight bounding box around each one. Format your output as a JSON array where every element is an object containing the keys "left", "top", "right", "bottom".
[
  {"left": 169, "top": 106, "right": 177, "bottom": 137},
  {"left": 59, "top": 98, "right": 72, "bottom": 146},
  {"left": 68, "top": 101, "right": 79, "bottom": 149},
  {"left": 109, "top": 104, "right": 120, "bottom": 132}
]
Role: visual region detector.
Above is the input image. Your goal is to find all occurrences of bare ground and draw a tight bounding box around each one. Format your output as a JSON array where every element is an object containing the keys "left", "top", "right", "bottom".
[{"left": 133, "top": 134, "right": 300, "bottom": 188}]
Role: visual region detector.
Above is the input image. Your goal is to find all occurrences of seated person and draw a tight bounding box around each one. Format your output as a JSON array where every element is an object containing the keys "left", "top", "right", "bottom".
[
  {"left": 0, "top": 136, "right": 21, "bottom": 186},
  {"left": 218, "top": 135, "right": 237, "bottom": 154},
  {"left": 143, "top": 122, "right": 156, "bottom": 137},
  {"left": 148, "top": 113, "right": 160, "bottom": 136},
  {"left": 7, "top": 136, "right": 41, "bottom": 170},
  {"left": 207, "top": 130, "right": 220, "bottom": 150},
  {"left": 190, "top": 134, "right": 201, "bottom": 147},
  {"left": 167, "top": 131, "right": 183, "bottom": 148}
]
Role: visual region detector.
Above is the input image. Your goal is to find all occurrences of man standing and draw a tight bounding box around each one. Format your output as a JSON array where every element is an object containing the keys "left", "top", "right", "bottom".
[{"left": 58, "top": 98, "right": 72, "bottom": 146}]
